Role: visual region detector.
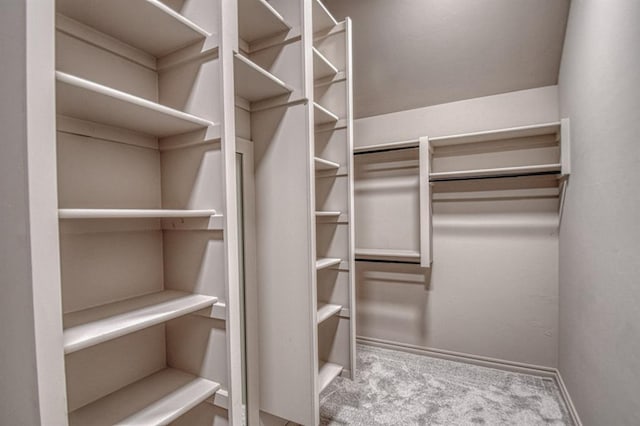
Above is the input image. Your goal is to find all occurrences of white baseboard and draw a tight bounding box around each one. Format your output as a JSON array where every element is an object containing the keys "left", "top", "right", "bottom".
[{"left": 357, "top": 336, "right": 582, "bottom": 425}]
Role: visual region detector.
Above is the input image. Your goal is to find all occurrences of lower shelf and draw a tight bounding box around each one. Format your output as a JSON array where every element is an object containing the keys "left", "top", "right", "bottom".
[
  {"left": 64, "top": 290, "right": 217, "bottom": 354},
  {"left": 318, "top": 362, "right": 343, "bottom": 393},
  {"left": 58, "top": 208, "right": 217, "bottom": 219},
  {"left": 68, "top": 368, "right": 220, "bottom": 426}
]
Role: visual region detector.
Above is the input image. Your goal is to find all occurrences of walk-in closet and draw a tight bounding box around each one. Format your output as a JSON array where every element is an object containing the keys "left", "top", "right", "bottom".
[{"left": 2, "top": 0, "right": 639, "bottom": 425}]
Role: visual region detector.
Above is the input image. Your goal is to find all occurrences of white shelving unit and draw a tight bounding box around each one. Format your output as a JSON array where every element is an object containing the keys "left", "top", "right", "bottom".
[
  {"left": 318, "top": 362, "right": 343, "bottom": 393},
  {"left": 237, "top": 0, "right": 291, "bottom": 44},
  {"left": 313, "top": 47, "right": 339, "bottom": 79},
  {"left": 234, "top": 53, "right": 293, "bottom": 102},
  {"left": 314, "top": 102, "right": 340, "bottom": 124},
  {"left": 49, "top": 1, "right": 244, "bottom": 424},
  {"left": 317, "top": 303, "right": 343, "bottom": 324},
  {"left": 315, "top": 156, "right": 341, "bottom": 171}
]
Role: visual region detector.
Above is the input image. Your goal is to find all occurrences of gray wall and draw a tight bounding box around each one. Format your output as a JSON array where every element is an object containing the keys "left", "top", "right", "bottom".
[
  {"left": 558, "top": 1, "right": 640, "bottom": 424},
  {"left": 355, "top": 87, "right": 561, "bottom": 368}
]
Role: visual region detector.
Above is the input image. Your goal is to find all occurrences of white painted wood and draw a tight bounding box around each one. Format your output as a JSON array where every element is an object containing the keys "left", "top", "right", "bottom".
[
  {"left": 56, "top": 0, "right": 210, "bottom": 57},
  {"left": 419, "top": 137, "right": 433, "bottom": 267},
  {"left": 560, "top": 118, "right": 571, "bottom": 176},
  {"left": 56, "top": 72, "right": 214, "bottom": 137},
  {"left": 312, "top": 0, "right": 338, "bottom": 34},
  {"left": 316, "top": 257, "right": 342, "bottom": 270},
  {"left": 429, "top": 163, "right": 562, "bottom": 180},
  {"left": 317, "top": 303, "right": 342, "bottom": 324},
  {"left": 353, "top": 138, "right": 420, "bottom": 154},
  {"left": 68, "top": 368, "right": 220, "bottom": 426},
  {"left": 238, "top": 0, "right": 291, "bottom": 44},
  {"left": 355, "top": 248, "right": 421, "bottom": 260},
  {"left": 315, "top": 156, "right": 341, "bottom": 170},
  {"left": 314, "top": 102, "right": 339, "bottom": 124},
  {"left": 429, "top": 121, "right": 561, "bottom": 147},
  {"left": 318, "top": 362, "right": 342, "bottom": 392},
  {"left": 234, "top": 54, "right": 292, "bottom": 102},
  {"left": 316, "top": 211, "right": 341, "bottom": 217},
  {"left": 59, "top": 209, "right": 216, "bottom": 219},
  {"left": 313, "top": 47, "right": 338, "bottom": 79},
  {"left": 63, "top": 290, "right": 217, "bottom": 354}
]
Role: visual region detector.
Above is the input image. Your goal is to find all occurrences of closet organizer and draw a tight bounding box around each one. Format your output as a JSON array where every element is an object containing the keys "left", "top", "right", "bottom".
[{"left": 354, "top": 120, "right": 571, "bottom": 267}]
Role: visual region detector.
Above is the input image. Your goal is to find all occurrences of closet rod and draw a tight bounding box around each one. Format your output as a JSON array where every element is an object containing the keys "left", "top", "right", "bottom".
[
  {"left": 353, "top": 145, "right": 418, "bottom": 156},
  {"left": 429, "top": 170, "right": 560, "bottom": 183},
  {"left": 355, "top": 258, "right": 421, "bottom": 265}
]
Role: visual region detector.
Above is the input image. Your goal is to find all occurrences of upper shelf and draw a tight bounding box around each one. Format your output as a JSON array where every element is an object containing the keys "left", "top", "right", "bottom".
[
  {"left": 234, "top": 54, "right": 293, "bottom": 102},
  {"left": 63, "top": 290, "right": 217, "bottom": 354},
  {"left": 316, "top": 257, "right": 341, "bottom": 270},
  {"left": 312, "top": 0, "right": 338, "bottom": 34},
  {"left": 355, "top": 248, "right": 421, "bottom": 261},
  {"left": 315, "top": 157, "right": 341, "bottom": 171},
  {"left": 430, "top": 122, "right": 562, "bottom": 147},
  {"left": 314, "top": 102, "right": 339, "bottom": 125},
  {"left": 68, "top": 368, "right": 220, "bottom": 426},
  {"left": 238, "top": 0, "right": 291, "bottom": 43},
  {"left": 59, "top": 209, "right": 217, "bottom": 220},
  {"left": 313, "top": 47, "right": 338, "bottom": 80},
  {"left": 56, "top": 72, "right": 214, "bottom": 138},
  {"left": 429, "top": 163, "right": 562, "bottom": 181},
  {"left": 56, "top": 0, "right": 210, "bottom": 57}
]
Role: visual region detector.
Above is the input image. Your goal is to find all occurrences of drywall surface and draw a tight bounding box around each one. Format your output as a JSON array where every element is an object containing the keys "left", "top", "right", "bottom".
[
  {"left": 558, "top": 1, "right": 640, "bottom": 424},
  {"left": 354, "top": 86, "right": 561, "bottom": 367},
  {"left": 325, "top": 0, "right": 569, "bottom": 118}
]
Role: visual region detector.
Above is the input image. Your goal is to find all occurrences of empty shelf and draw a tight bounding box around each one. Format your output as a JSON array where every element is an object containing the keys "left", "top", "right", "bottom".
[
  {"left": 315, "top": 211, "right": 341, "bottom": 217},
  {"left": 316, "top": 257, "right": 341, "bottom": 270},
  {"left": 59, "top": 209, "right": 216, "bottom": 219},
  {"left": 314, "top": 102, "right": 339, "bottom": 125},
  {"left": 429, "top": 163, "right": 562, "bottom": 181},
  {"left": 429, "top": 121, "right": 562, "bottom": 147},
  {"left": 312, "top": 0, "right": 338, "bottom": 34},
  {"left": 56, "top": 0, "right": 209, "bottom": 57},
  {"left": 313, "top": 47, "right": 338, "bottom": 79},
  {"left": 355, "top": 248, "right": 421, "bottom": 261},
  {"left": 64, "top": 290, "right": 217, "bottom": 354},
  {"left": 318, "top": 362, "right": 343, "bottom": 392},
  {"left": 234, "top": 54, "right": 292, "bottom": 102},
  {"left": 238, "top": 0, "right": 291, "bottom": 43},
  {"left": 56, "top": 72, "right": 214, "bottom": 138},
  {"left": 315, "top": 157, "right": 340, "bottom": 171},
  {"left": 317, "top": 303, "right": 342, "bottom": 324},
  {"left": 68, "top": 368, "right": 220, "bottom": 426}
]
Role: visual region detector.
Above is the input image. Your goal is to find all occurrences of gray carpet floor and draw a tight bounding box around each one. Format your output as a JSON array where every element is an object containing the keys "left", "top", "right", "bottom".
[{"left": 320, "top": 344, "right": 572, "bottom": 425}]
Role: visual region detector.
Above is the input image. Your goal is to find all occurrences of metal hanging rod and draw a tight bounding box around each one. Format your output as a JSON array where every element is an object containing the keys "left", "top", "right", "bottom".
[{"left": 429, "top": 170, "right": 561, "bottom": 183}]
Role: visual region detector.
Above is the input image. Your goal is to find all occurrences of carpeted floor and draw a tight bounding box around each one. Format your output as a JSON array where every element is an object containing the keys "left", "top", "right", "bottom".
[{"left": 320, "top": 344, "right": 573, "bottom": 425}]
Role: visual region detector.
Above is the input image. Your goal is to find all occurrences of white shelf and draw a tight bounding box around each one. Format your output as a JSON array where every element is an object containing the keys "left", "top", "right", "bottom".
[
  {"left": 355, "top": 248, "right": 421, "bottom": 261},
  {"left": 429, "top": 121, "right": 562, "bottom": 147},
  {"left": 238, "top": 0, "right": 291, "bottom": 43},
  {"left": 312, "top": 0, "right": 338, "bottom": 34},
  {"left": 318, "top": 362, "right": 343, "bottom": 393},
  {"left": 56, "top": 0, "right": 209, "bottom": 57},
  {"left": 234, "top": 54, "right": 292, "bottom": 102},
  {"left": 63, "top": 290, "right": 217, "bottom": 354},
  {"left": 316, "top": 257, "right": 341, "bottom": 270},
  {"left": 317, "top": 303, "right": 342, "bottom": 324},
  {"left": 68, "top": 368, "right": 220, "bottom": 426},
  {"left": 314, "top": 102, "right": 339, "bottom": 125},
  {"left": 313, "top": 47, "right": 338, "bottom": 80},
  {"left": 56, "top": 72, "right": 214, "bottom": 138},
  {"left": 315, "top": 211, "right": 341, "bottom": 217},
  {"left": 429, "top": 163, "right": 562, "bottom": 181},
  {"left": 59, "top": 209, "right": 217, "bottom": 220},
  {"left": 315, "top": 157, "right": 341, "bottom": 171}
]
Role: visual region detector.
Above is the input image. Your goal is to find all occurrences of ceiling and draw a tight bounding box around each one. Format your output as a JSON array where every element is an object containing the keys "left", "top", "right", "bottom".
[{"left": 323, "top": 0, "right": 570, "bottom": 119}]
